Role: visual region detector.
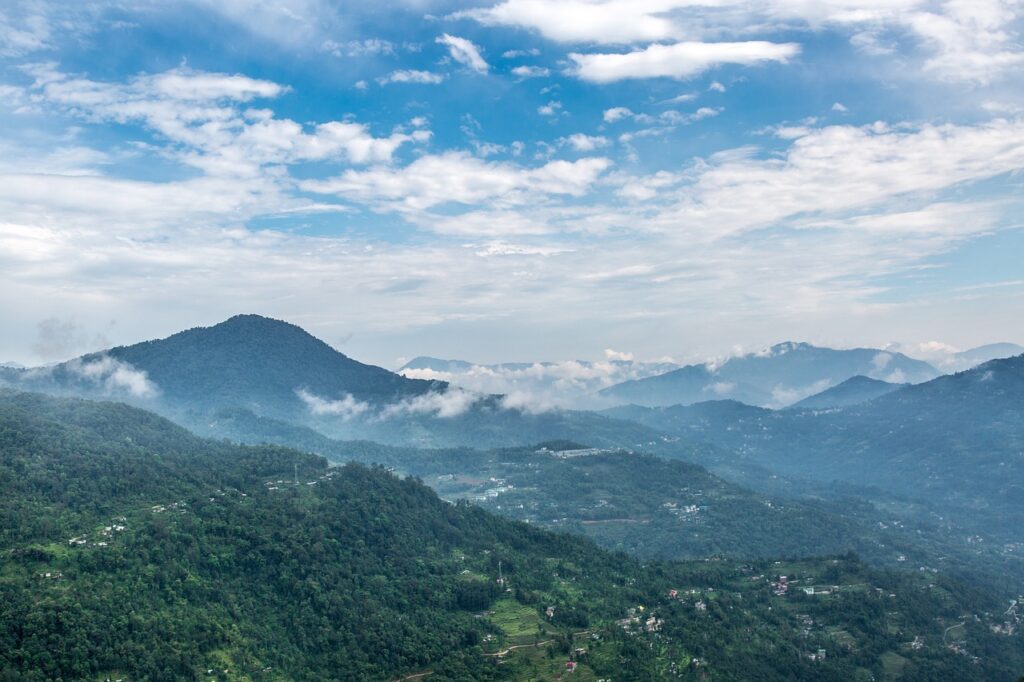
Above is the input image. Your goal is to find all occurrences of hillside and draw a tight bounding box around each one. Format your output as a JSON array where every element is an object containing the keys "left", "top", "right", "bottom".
[
  {"left": 3, "top": 390, "right": 1023, "bottom": 681},
  {"left": 6, "top": 315, "right": 669, "bottom": 451},
  {"left": 791, "top": 376, "right": 906, "bottom": 409},
  {"left": 610, "top": 356, "right": 1024, "bottom": 540},
  {"left": 599, "top": 342, "right": 940, "bottom": 408},
  {"left": 188, "top": 406, "right": 1024, "bottom": 595}
]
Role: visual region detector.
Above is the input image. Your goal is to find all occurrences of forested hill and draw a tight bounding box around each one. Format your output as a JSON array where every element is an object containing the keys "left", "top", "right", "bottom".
[
  {"left": 3, "top": 315, "right": 670, "bottom": 451},
  {"left": 3, "top": 390, "right": 1024, "bottom": 681},
  {"left": 791, "top": 375, "right": 906, "bottom": 409},
  {"left": 604, "top": 355, "right": 1024, "bottom": 540},
  {"left": 598, "top": 342, "right": 939, "bottom": 408},
  {"left": 106, "top": 314, "right": 444, "bottom": 414}
]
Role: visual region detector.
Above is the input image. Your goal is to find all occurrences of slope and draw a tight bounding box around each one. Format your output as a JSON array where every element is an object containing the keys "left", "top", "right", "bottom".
[
  {"left": 3, "top": 390, "right": 1023, "bottom": 681},
  {"left": 791, "top": 375, "right": 907, "bottom": 409},
  {"left": 599, "top": 342, "right": 940, "bottom": 408}
]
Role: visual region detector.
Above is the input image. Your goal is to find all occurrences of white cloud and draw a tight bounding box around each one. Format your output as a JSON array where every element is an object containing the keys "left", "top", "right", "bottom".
[
  {"left": 663, "top": 92, "right": 698, "bottom": 104},
  {"left": 603, "top": 107, "right": 634, "bottom": 123},
  {"left": 569, "top": 41, "right": 801, "bottom": 83},
  {"left": 561, "top": 133, "right": 609, "bottom": 151},
  {"left": 401, "top": 356, "right": 678, "bottom": 408},
  {"left": 193, "top": 0, "right": 339, "bottom": 47},
  {"left": 437, "top": 33, "right": 489, "bottom": 73},
  {"left": 460, "top": 0, "right": 1024, "bottom": 84},
  {"left": 708, "top": 80, "right": 726, "bottom": 92},
  {"left": 296, "top": 388, "right": 371, "bottom": 419},
  {"left": 454, "top": 0, "right": 684, "bottom": 45},
  {"left": 301, "top": 152, "right": 612, "bottom": 216},
  {"left": 655, "top": 119, "right": 1024, "bottom": 239},
  {"left": 537, "top": 101, "right": 562, "bottom": 116},
  {"left": 377, "top": 69, "right": 446, "bottom": 85},
  {"left": 24, "top": 65, "right": 425, "bottom": 177},
  {"left": 67, "top": 355, "right": 159, "bottom": 398},
  {"left": 511, "top": 65, "right": 550, "bottom": 78},
  {"left": 0, "top": 6, "right": 53, "bottom": 56},
  {"left": 502, "top": 48, "right": 541, "bottom": 58},
  {"left": 832, "top": 101, "right": 849, "bottom": 112},
  {"left": 380, "top": 387, "right": 482, "bottom": 418},
  {"left": 321, "top": 38, "right": 395, "bottom": 57}
]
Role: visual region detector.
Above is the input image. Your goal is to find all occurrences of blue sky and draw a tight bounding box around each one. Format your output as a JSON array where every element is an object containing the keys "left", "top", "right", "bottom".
[{"left": 1, "top": 0, "right": 1023, "bottom": 368}]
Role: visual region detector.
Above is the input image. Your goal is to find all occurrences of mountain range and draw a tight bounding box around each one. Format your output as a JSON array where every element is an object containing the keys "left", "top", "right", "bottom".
[
  {"left": 598, "top": 341, "right": 941, "bottom": 408},
  {"left": 4, "top": 389, "right": 1023, "bottom": 680},
  {"left": 1, "top": 315, "right": 664, "bottom": 450},
  {"left": 791, "top": 375, "right": 907, "bottom": 409},
  {"left": 606, "top": 354, "right": 1024, "bottom": 542}
]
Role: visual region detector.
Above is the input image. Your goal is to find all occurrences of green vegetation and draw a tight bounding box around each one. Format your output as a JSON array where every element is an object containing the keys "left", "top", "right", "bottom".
[{"left": 2, "top": 390, "right": 1024, "bottom": 680}]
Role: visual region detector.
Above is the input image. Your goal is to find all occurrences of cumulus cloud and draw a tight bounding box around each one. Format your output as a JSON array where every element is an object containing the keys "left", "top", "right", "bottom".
[
  {"left": 380, "top": 387, "right": 483, "bottom": 418},
  {"left": 459, "top": 0, "right": 1024, "bottom": 84},
  {"left": 502, "top": 48, "right": 541, "bottom": 58},
  {"left": 569, "top": 41, "right": 801, "bottom": 82},
  {"left": 655, "top": 119, "right": 1024, "bottom": 240},
  {"left": 296, "top": 388, "right": 371, "bottom": 419},
  {"left": 537, "top": 101, "right": 562, "bottom": 116},
  {"left": 66, "top": 356, "right": 159, "bottom": 398},
  {"left": 603, "top": 107, "right": 634, "bottom": 123},
  {"left": 377, "top": 69, "right": 446, "bottom": 85},
  {"left": 321, "top": 38, "right": 395, "bottom": 57},
  {"left": 454, "top": 0, "right": 684, "bottom": 45},
  {"left": 561, "top": 134, "right": 609, "bottom": 151},
  {"left": 437, "top": 33, "right": 489, "bottom": 73},
  {"left": 23, "top": 64, "right": 427, "bottom": 177},
  {"left": 301, "top": 151, "right": 612, "bottom": 216},
  {"left": 511, "top": 65, "right": 550, "bottom": 78}
]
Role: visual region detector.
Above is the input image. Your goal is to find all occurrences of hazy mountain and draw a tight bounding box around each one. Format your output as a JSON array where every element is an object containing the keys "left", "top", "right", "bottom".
[
  {"left": 791, "top": 375, "right": 907, "bottom": 409},
  {"left": 609, "top": 355, "right": 1024, "bottom": 540},
  {"left": 598, "top": 364, "right": 772, "bottom": 408},
  {"left": 9, "top": 315, "right": 668, "bottom": 451},
  {"left": 110, "top": 314, "right": 444, "bottom": 415},
  {"left": 5, "top": 389, "right": 1022, "bottom": 681},
  {"left": 599, "top": 341, "right": 940, "bottom": 408},
  {"left": 951, "top": 342, "right": 1024, "bottom": 370}
]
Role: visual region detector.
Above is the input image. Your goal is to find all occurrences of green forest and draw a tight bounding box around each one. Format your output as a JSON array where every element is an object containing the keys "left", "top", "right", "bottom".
[{"left": 3, "top": 390, "right": 1024, "bottom": 680}]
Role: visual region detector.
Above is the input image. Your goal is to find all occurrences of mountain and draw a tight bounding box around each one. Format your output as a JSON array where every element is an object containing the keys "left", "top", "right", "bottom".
[
  {"left": 597, "top": 364, "right": 772, "bottom": 408},
  {"left": 791, "top": 375, "right": 907, "bottom": 409},
  {"left": 599, "top": 342, "right": 941, "bottom": 408},
  {"left": 110, "top": 314, "right": 443, "bottom": 415},
  {"left": 952, "top": 343, "right": 1024, "bottom": 370},
  {"left": 4, "top": 390, "right": 1023, "bottom": 681},
  {"left": 609, "top": 356, "right": 1024, "bottom": 540},
  {"left": 8, "top": 315, "right": 667, "bottom": 450}
]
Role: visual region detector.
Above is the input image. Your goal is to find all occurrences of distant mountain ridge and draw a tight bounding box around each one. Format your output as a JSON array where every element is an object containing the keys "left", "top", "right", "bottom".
[
  {"left": 3, "top": 315, "right": 668, "bottom": 450},
  {"left": 605, "top": 354, "right": 1024, "bottom": 540},
  {"left": 791, "top": 375, "right": 906, "bottom": 409},
  {"left": 599, "top": 341, "right": 940, "bottom": 408},
  {"left": 11, "top": 314, "right": 443, "bottom": 420}
]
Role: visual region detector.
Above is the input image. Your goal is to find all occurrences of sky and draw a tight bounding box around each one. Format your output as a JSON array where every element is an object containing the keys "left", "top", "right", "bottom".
[{"left": 1, "top": 0, "right": 1023, "bottom": 369}]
